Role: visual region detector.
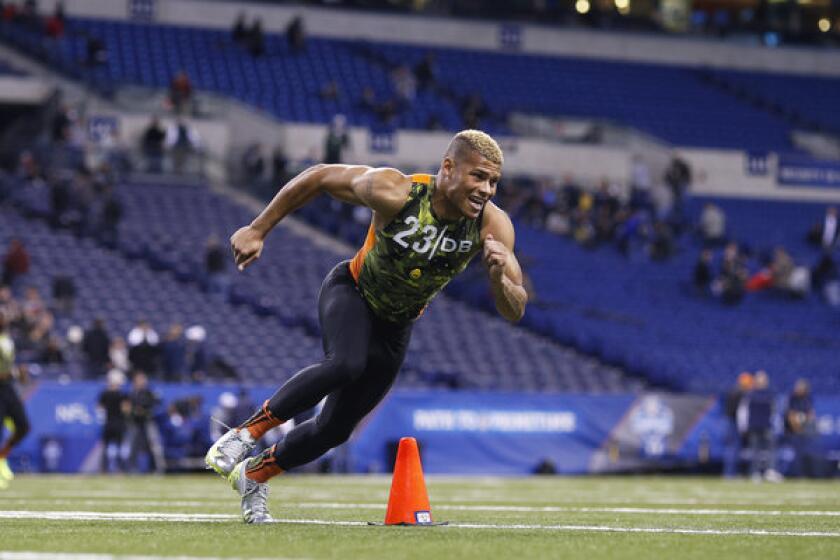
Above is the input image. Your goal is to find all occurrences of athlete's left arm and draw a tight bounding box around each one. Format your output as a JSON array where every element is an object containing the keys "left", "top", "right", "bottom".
[{"left": 481, "top": 205, "right": 528, "bottom": 323}]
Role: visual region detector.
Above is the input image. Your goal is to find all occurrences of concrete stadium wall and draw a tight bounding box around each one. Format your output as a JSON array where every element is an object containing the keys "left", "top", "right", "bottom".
[{"left": 48, "top": 0, "right": 840, "bottom": 77}]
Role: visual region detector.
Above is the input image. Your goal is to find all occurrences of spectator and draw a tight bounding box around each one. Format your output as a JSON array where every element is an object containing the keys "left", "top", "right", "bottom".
[
  {"left": 124, "top": 371, "right": 165, "bottom": 473},
  {"left": 85, "top": 35, "right": 107, "bottom": 67},
  {"left": 231, "top": 11, "right": 247, "bottom": 45},
  {"left": 461, "top": 92, "right": 486, "bottom": 129},
  {"left": 39, "top": 335, "right": 65, "bottom": 364},
  {"left": 168, "top": 70, "right": 193, "bottom": 115},
  {"left": 812, "top": 253, "right": 840, "bottom": 307},
  {"left": 161, "top": 323, "right": 186, "bottom": 382},
  {"left": 241, "top": 142, "right": 265, "bottom": 184},
  {"left": 97, "top": 186, "right": 123, "bottom": 247},
  {"left": 109, "top": 336, "right": 129, "bottom": 373},
  {"left": 807, "top": 206, "right": 838, "bottom": 252},
  {"left": 271, "top": 145, "right": 289, "bottom": 185},
  {"left": 97, "top": 369, "right": 129, "bottom": 473},
  {"left": 699, "top": 202, "right": 726, "bottom": 246},
  {"left": 391, "top": 64, "right": 417, "bottom": 103},
  {"left": 713, "top": 242, "right": 747, "bottom": 305},
  {"left": 324, "top": 114, "right": 350, "bottom": 164},
  {"left": 744, "top": 370, "right": 782, "bottom": 482},
  {"left": 723, "top": 371, "right": 752, "bottom": 478},
  {"left": 44, "top": 1, "right": 64, "bottom": 38},
  {"left": 50, "top": 274, "right": 76, "bottom": 315},
  {"left": 785, "top": 379, "right": 818, "bottom": 478},
  {"left": 127, "top": 320, "right": 160, "bottom": 375},
  {"left": 414, "top": 52, "right": 437, "bottom": 90},
  {"left": 286, "top": 15, "right": 305, "bottom": 53},
  {"left": 648, "top": 221, "right": 674, "bottom": 261},
  {"left": 629, "top": 155, "right": 652, "bottom": 213},
  {"left": 82, "top": 318, "right": 111, "bottom": 377},
  {"left": 141, "top": 116, "right": 166, "bottom": 173},
  {"left": 51, "top": 104, "right": 72, "bottom": 144},
  {"left": 165, "top": 118, "right": 201, "bottom": 174},
  {"left": 204, "top": 235, "right": 229, "bottom": 297},
  {"left": 246, "top": 18, "right": 265, "bottom": 57},
  {"left": 693, "top": 249, "right": 713, "bottom": 295},
  {"left": 663, "top": 150, "right": 691, "bottom": 225},
  {"left": 2, "top": 239, "right": 30, "bottom": 290}
]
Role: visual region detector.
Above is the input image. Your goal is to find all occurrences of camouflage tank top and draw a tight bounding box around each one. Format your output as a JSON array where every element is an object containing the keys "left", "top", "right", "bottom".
[{"left": 349, "top": 174, "right": 483, "bottom": 324}]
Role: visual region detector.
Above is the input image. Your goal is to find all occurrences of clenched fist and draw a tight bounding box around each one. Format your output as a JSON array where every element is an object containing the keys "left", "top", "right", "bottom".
[
  {"left": 230, "top": 225, "right": 265, "bottom": 271},
  {"left": 483, "top": 233, "right": 508, "bottom": 282}
]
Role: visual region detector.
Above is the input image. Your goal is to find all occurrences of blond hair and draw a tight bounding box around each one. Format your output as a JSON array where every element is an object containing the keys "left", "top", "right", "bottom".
[{"left": 447, "top": 129, "right": 503, "bottom": 166}]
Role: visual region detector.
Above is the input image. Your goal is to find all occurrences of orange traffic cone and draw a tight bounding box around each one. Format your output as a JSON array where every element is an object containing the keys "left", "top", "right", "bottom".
[{"left": 383, "top": 437, "right": 444, "bottom": 526}]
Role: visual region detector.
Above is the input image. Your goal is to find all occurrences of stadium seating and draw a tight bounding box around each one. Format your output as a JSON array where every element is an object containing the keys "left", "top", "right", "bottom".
[
  {"left": 0, "top": 17, "right": 811, "bottom": 150},
  {"left": 2, "top": 176, "right": 638, "bottom": 393}
]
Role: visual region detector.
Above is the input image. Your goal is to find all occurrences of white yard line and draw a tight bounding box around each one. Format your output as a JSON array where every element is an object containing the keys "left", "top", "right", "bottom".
[
  {"left": 0, "top": 553, "right": 301, "bottom": 560},
  {"left": 1, "top": 510, "right": 838, "bottom": 538},
  {"left": 292, "top": 502, "right": 840, "bottom": 517}
]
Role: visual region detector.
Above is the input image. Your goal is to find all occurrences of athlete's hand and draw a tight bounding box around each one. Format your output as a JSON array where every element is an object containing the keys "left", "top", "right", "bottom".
[
  {"left": 483, "top": 234, "right": 508, "bottom": 283},
  {"left": 230, "top": 225, "right": 265, "bottom": 271}
]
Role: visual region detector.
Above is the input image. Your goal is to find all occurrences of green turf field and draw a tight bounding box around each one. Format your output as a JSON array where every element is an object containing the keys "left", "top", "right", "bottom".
[{"left": 1, "top": 474, "right": 839, "bottom": 559}]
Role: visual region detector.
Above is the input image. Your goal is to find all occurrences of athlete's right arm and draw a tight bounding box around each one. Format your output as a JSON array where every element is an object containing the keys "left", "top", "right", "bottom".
[{"left": 231, "top": 164, "right": 410, "bottom": 270}]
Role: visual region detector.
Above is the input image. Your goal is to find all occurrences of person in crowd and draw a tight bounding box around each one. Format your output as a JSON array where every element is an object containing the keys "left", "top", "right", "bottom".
[
  {"left": 241, "top": 143, "right": 265, "bottom": 185},
  {"left": 2, "top": 239, "right": 30, "bottom": 290},
  {"left": 39, "top": 335, "right": 65, "bottom": 364},
  {"left": 165, "top": 118, "right": 201, "bottom": 174},
  {"left": 231, "top": 11, "right": 248, "bottom": 45},
  {"left": 97, "top": 369, "right": 129, "bottom": 473},
  {"left": 51, "top": 273, "right": 76, "bottom": 315},
  {"left": 723, "top": 371, "right": 752, "bottom": 478},
  {"left": 785, "top": 378, "right": 818, "bottom": 478},
  {"left": 323, "top": 114, "right": 350, "bottom": 165},
  {"left": 807, "top": 206, "right": 838, "bottom": 252},
  {"left": 699, "top": 202, "right": 726, "bottom": 247},
  {"left": 168, "top": 70, "right": 193, "bottom": 115},
  {"left": 286, "top": 15, "right": 305, "bottom": 53},
  {"left": 664, "top": 151, "right": 691, "bottom": 225},
  {"left": 125, "top": 371, "right": 165, "bottom": 473},
  {"left": 161, "top": 323, "right": 187, "bottom": 382},
  {"left": 141, "top": 116, "right": 166, "bottom": 173},
  {"left": 127, "top": 320, "right": 160, "bottom": 376},
  {"left": 744, "top": 370, "right": 783, "bottom": 482},
  {"left": 85, "top": 34, "right": 107, "bottom": 66},
  {"left": 246, "top": 18, "right": 265, "bottom": 57},
  {"left": 414, "top": 52, "right": 437, "bottom": 91},
  {"left": 693, "top": 249, "right": 714, "bottom": 296},
  {"left": 83, "top": 317, "right": 111, "bottom": 378},
  {"left": 109, "top": 336, "right": 130, "bottom": 374},
  {"left": 712, "top": 242, "right": 747, "bottom": 305},
  {"left": 204, "top": 235, "right": 229, "bottom": 298}
]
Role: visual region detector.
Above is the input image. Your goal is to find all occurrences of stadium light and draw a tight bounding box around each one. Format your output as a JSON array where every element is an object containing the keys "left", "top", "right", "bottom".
[
  {"left": 576, "top": 0, "right": 591, "bottom": 14},
  {"left": 615, "top": 0, "right": 630, "bottom": 14},
  {"left": 818, "top": 18, "right": 830, "bottom": 33}
]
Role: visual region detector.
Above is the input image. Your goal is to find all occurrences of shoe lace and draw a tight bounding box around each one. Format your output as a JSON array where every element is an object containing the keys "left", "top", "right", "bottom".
[
  {"left": 219, "top": 433, "right": 250, "bottom": 458},
  {"left": 246, "top": 482, "right": 271, "bottom": 520}
]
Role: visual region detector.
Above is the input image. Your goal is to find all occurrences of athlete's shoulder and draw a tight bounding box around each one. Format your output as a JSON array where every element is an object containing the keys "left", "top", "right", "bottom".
[
  {"left": 480, "top": 201, "right": 515, "bottom": 243},
  {"left": 352, "top": 167, "right": 412, "bottom": 214}
]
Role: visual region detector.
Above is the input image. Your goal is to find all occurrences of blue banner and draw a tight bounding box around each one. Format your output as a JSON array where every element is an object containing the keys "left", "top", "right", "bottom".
[
  {"left": 778, "top": 155, "right": 840, "bottom": 188},
  {"left": 5, "top": 383, "right": 840, "bottom": 475}
]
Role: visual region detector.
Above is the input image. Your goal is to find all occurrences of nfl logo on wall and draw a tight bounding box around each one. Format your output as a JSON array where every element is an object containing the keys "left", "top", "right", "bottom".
[
  {"left": 499, "top": 24, "right": 522, "bottom": 50},
  {"left": 370, "top": 131, "right": 396, "bottom": 154},
  {"left": 129, "top": 0, "right": 155, "bottom": 21}
]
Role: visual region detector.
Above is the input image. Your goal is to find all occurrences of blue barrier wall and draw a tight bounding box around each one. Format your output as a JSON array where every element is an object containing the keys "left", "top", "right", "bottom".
[{"left": 5, "top": 382, "right": 840, "bottom": 474}]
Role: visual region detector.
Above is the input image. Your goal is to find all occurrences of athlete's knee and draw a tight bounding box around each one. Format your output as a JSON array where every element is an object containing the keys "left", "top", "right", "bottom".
[
  {"left": 324, "top": 354, "right": 367, "bottom": 382},
  {"left": 314, "top": 417, "right": 355, "bottom": 449}
]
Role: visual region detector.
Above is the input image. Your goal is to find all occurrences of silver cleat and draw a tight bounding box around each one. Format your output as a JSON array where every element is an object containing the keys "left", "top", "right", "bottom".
[
  {"left": 229, "top": 460, "right": 274, "bottom": 524},
  {"left": 205, "top": 429, "right": 255, "bottom": 478}
]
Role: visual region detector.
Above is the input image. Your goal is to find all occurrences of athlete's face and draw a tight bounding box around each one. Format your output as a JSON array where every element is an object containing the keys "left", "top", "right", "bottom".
[{"left": 441, "top": 149, "right": 501, "bottom": 219}]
